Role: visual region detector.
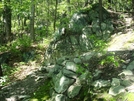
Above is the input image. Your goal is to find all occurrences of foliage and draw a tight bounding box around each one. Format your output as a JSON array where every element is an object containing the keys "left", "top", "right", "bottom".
[
  {"left": 0, "top": 0, "right": 134, "bottom": 101},
  {"left": 10, "top": 35, "right": 32, "bottom": 53},
  {"left": 89, "top": 35, "right": 107, "bottom": 51},
  {"left": 0, "top": 75, "right": 9, "bottom": 86},
  {"left": 18, "top": 35, "right": 32, "bottom": 48},
  {"left": 100, "top": 54, "right": 120, "bottom": 67}
]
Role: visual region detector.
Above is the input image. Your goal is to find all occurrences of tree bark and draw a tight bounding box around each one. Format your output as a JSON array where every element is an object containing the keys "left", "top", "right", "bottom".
[
  {"left": 99, "top": 0, "right": 103, "bottom": 29},
  {"left": 30, "top": 0, "right": 35, "bottom": 41},
  {"left": 0, "top": 65, "right": 3, "bottom": 77},
  {"left": 46, "top": 0, "right": 50, "bottom": 36},
  {"left": 53, "top": 0, "right": 58, "bottom": 32},
  {"left": 3, "top": 0, "right": 12, "bottom": 42}
]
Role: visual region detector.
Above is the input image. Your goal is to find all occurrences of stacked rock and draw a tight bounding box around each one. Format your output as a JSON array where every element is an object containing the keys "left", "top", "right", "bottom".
[{"left": 45, "top": 52, "right": 94, "bottom": 101}]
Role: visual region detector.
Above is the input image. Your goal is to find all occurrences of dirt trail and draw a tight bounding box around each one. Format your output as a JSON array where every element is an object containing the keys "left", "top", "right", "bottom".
[{"left": 107, "top": 15, "right": 134, "bottom": 51}]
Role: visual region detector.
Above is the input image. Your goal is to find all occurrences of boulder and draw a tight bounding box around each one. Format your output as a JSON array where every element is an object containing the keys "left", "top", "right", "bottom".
[
  {"left": 109, "top": 85, "right": 126, "bottom": 96},
  {"left": 127, "top": 60, "right": 134, "bottom": 70},
  {"left": 55, "top": 94, "right": 67, "bottom": 101},
  {"left": 65, "top": 62, "right": 78, "bottom": 72},
  {"left": 53, "top": 72, "right": 75, "bottom": 93},
  {"left": 67, "top": 83, "right": 82, "bottom": 98}
]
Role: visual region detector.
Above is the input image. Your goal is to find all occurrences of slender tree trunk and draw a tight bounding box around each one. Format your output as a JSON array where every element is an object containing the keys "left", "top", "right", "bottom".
[
  {"left": 0, "top": 65, "right": 3, "bottom": 76},
  {"left": 46, "top": 0, "right": 50, "bottom": 36},
  {"left": 53, "top": 0, "right": 58, "bottom": 32},
  {"left": 30, "top": 0, "right": 35, "bottom": 41},
  {"left": 99, "top": 0, "right": 103, "bottom": 29},
  {"left": 3, "top": 0, "right": 12, "bottom": 42}
]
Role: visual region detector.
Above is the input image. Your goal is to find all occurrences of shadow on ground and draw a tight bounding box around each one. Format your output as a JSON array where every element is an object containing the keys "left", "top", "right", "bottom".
[{"left": 0, "top": 67, "right": 48, "bottom": 101}]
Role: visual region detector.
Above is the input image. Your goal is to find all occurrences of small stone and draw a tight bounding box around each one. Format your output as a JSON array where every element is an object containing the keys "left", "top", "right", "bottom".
[
  {"left": 92, "top": 79, "right": 111, "bottom": 88},
  {"left": 127, "top": 61, "right": 134, "bottom": 70},
  {"left": 120, "top": 80, "right": 133, "bottom": 87},
  {"left": 122, "top": 65, "right": 127, "bottom": 69},
  {"left": 93, "top": 69, "right": 102, "bottom": 79},
  {"left": 119, "top": 69, "right": 133, "bottom": 76},
  {"left": 67, "top": 83, "right": 82, "bottom": 98},
  {"left": 79, "top": 71, "right": 92, "bottom": 85},
  {"left": 62, "top": 68, "right": 78, "bottom": 79},
  {"left": 56, "top": 57, "right": 66, "bottom": 65},
  {"left": 109, "top": 85, "right": 126, "bottom": 96},
  {"left": 65, "top": 62, "right": 78, "bottom": 72},
  {"left": 53, "top": 73, "right": 75, "bottom": 93},
  {"left": 74, "top": 58, "right": 82, "bottom": 64},
  {"left": 55, "top": 94, "right": 67, "bottom": 101},
  {"left": 111, "top": 78, "right": 120, "bottom": 87},
  {"left": 81, "top": 52, "right": 94, "bottom": 62}
]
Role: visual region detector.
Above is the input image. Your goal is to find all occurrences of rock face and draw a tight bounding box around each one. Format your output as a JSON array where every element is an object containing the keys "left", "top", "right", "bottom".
[{"left": 45, "top": 3, "right": 114, "bottom": 63}]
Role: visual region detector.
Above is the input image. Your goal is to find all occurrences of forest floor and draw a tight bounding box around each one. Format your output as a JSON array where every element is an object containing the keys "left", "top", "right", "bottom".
[{"left": 1, "top": 13, "right": 134, "bottom": 101}]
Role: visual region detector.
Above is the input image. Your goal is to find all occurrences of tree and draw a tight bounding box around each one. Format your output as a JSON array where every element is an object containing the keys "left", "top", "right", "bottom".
[
  {"left": 30, "top": 0, "right": 35, "bottom": 41},
  {"left": 0, "top": 65, "right": 3, "bottom": 76},
  {"left": 99, "top": 0, "right": 103, "bottom": 29},
  {"left": 53, "top": 0, "right": 58, "bottom": 32},
  {"left": 3, "top": 0, "right": 12, "bottom": 42}
]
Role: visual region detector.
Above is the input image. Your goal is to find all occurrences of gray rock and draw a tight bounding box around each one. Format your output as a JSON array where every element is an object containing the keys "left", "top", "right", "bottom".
[
  {"left": 122, "top": 65, "right": 127, "bottom": 69},
  {"left": 81, "top": 52, "right": 94, "bottom": 62},
  {"left": 65, "top": 62, "right": 78, "bottom": 72},
  {"left": 124, "top": 75, "right": 134, "bottom": 81},
  {"left": 109, "top": 85, "right": 126, "bottom": 96},
  {"left": 74, "top": 58, "right": 82, "bottom": 64},
  {"left": 53, "top": 72, "right": 75, "bottom": 93},
  {"left": 127, "top": 61, "right": 134, "bottom": 70},
  {"left": 92, "top": 80, "right": 111, "bottom": 88},
  {"left": 79, "top": 71, "right": 92, "bottom": 85},
  {"left": 93, "top": 69, "right": 102, "bottom": 79},
  {"left": 119, "top": 69, "right": 133, "bottom": 76},
  {"left": 62, "top": 68, "right": 78, "bottom": 79},
  {"left": 56, "top": 57, "right": 66, "bottom": 65},
  {"left": 67, "top": 83, "right": 82, "bottom": 98},
  {"left": 55, "top": 94, "right": 67, "bottom": 101},
  {"left": 120, "top": 80, "right": 133, "bottom": 87},
  {"left": 47, "top": 65, "right": 63, "bottom": 77},
  {"left": 111, "top": 78, "right": 120, "bottom": 87}
]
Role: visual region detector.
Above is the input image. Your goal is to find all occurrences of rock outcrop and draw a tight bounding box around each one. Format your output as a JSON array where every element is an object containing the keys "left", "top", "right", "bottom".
[{"left": 45, "top": 3, "right": 114, "bottom": 64}]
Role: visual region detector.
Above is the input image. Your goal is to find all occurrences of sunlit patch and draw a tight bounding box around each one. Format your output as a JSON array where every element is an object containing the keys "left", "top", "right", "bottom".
[{"left": 107, "top": 31, "right": 134, "bottom": 51}]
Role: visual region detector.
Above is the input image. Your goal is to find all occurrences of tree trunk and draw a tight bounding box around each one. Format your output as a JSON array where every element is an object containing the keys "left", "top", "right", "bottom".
[
  {"left": 53, "top": 0, "right": 58, "bottom": 32},
  {"left": 30, "top": 0, "right": 35, "bottom": 41},
  {"left": 0, "top": 65, "right": 3, "bottom": 77},
  {"left": 99, "top": 0, "right": 103, "bottom": 29},
  {"left": 46, "top": 0, "right": 50, "bottom": 37},
  {"left": 3, "top": 0, "right": 12, "bottom": 42}
]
